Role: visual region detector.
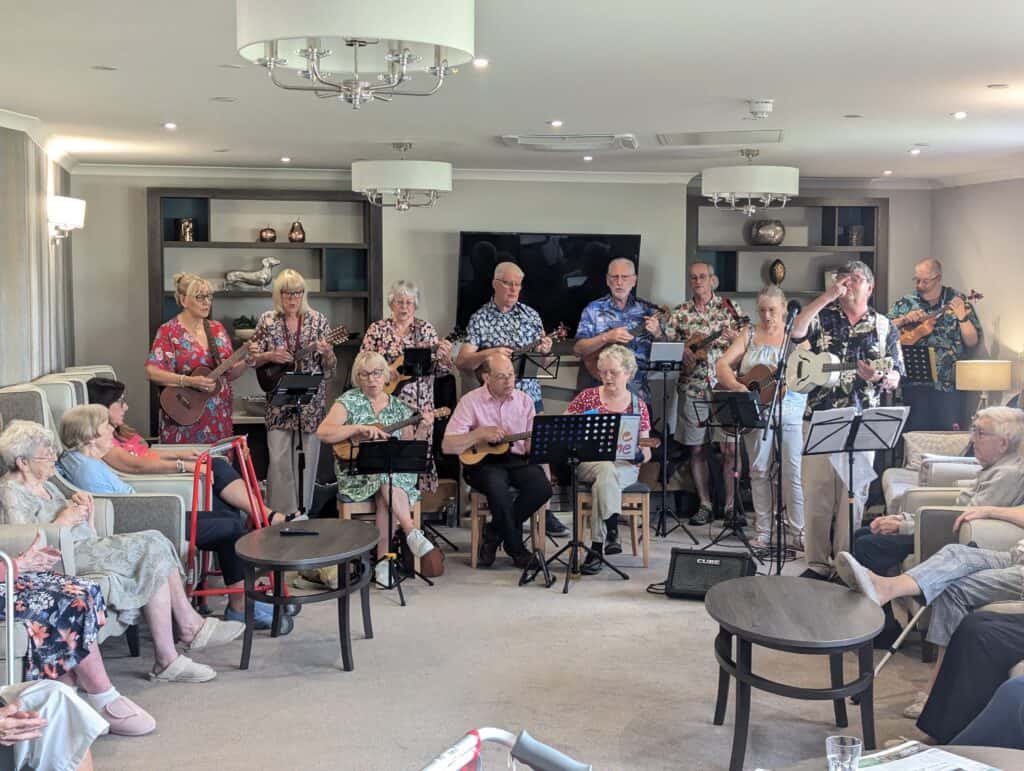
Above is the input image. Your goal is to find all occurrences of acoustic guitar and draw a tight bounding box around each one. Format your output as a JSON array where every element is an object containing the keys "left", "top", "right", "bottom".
[
  {"left": 460, "top": 433, "right": 661, "bottom": 466},
  {"left": 473, "top": 324, "right": 570, "bottom": 384},
  {"left": 785, "top": 349, "right": 894, "bottom": 395},
  {"left": 332, "top": 408, "right": 451, "bottom": 462},
  {"left": 581, "top": 301, "right": 670, "bottom": 380},
  {"left": 897, "top": 290, "right": 983, "bottom": 346},
  {"left": 384, "top": 327, "right": 466, "bottom": 396},
  {"left": 160, "top": 328, "right": 266, "bottom": 427},
  {"left": 738, "top": 363, "right": 784, "bottom": 406},
  {"left": 256, "top": 324, "right": 351, "bottom": 393},
  {"left": 685, "top": 315, "right": 751, "bottom": 366}
]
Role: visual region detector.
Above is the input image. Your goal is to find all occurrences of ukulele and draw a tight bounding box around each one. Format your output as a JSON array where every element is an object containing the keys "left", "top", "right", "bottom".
[
  {"left": 581, "top": 301, "right": 670, "bottom": 380},
  {"left": 384, "top": 328, "right": 466, "bottom": 396},
  {"left": 460, "top": 432, "right": 661, "bottom": 466},
  {"left": 738, "top": 363, "right": 784, "bottom": 406},
  {"left": 785, "top": 349, "right": 894, "bottom": 395},
  {"left": 160, "top": 327, "right": 266, "bottom": 427},
  {"left": 473, "top": 324, "right": 570, "bottom": 384},
  {"left": 332, "top": 408, "right": 451, "bottom": 462},
  {"left": 897, "top": 290, "right": 983, "bottom": 346},
  {"left": 685, "top": 316, "right": 752, "bottom": 366},
  {"left": 256, "top": 325, "right": 351, "bottom": 393}
]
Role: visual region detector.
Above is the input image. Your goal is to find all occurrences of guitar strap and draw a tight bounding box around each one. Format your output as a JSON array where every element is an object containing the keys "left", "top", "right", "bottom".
[{"left": 202, "top": 319, "right": 222, "bottom": 369}]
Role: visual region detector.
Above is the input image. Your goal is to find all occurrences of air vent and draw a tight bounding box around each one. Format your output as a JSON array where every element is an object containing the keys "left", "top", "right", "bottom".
[
  {"left": 500, "top": 133, "right": 639, "bottom": 152},
  {"left": 656, "top": 130, "right": 784, "bottom": 147}
]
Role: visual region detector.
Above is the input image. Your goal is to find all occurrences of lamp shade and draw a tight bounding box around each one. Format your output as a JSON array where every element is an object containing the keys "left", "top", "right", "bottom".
[
  {"left": 350, "top": 160, "right": 453, "bottom": 194},
  {"left": 48, "top": 196, "right": 86, "bottom": 230},
  {"left": 955, "top": 360, "right": 1013, "bottom": 392},
  {"left": 236, "top": 0, "right": 475, "bottom": 73},
  {"left": 701, "top": 166, "right": 800, "bottom": 198}
]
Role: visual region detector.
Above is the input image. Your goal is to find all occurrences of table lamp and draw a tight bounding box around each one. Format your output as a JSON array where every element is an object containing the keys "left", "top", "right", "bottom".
[{"left": 955, "top": 360, "right": 1013, "bottom": 410}]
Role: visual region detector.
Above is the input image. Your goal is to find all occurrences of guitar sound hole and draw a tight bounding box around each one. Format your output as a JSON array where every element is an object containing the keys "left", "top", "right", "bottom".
[{"left": 176, "top": 394, "right": 192, "bottom": 407}]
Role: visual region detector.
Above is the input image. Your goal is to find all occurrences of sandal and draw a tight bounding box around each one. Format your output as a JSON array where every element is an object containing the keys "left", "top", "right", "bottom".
[
  {"left": 149, "top": 654, "right": 216, "bottom": 683},
  {"left": 185, "top": 617, "right": 245, "bottom": 651}
]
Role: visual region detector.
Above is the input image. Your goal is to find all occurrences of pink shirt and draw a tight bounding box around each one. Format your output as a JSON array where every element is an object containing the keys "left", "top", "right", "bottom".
[{"left": 445, "top": 386, "right": 536, "bottom": 456}]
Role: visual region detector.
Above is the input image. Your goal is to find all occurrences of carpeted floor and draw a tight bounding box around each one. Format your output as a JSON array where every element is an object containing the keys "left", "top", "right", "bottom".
[{"left": 90, "top": 521, "right": 930, "bottom": 770}]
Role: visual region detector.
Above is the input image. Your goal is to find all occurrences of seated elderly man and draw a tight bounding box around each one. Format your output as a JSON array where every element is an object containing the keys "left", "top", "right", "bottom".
[
  {"left": 837, "top": 501, "right": 1024, "bottom": 720},
  {"left": 853, "top": 406, "right": 1024, "bottom": 644}
]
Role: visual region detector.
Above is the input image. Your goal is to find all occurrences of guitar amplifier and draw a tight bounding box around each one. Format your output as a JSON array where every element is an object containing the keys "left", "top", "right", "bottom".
[{"left": 665, "top": 547, "right": 757, "bottom": 599}]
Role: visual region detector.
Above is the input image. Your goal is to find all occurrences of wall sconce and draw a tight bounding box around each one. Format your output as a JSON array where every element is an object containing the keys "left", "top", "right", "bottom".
[{"left": 48, "top": 196, "right": 86, "bottom": 240}]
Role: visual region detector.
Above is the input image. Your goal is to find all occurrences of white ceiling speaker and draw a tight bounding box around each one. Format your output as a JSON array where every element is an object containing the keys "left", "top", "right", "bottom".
[
  {"left": 499, "top": 133, "right": 639, "bottom": 152},
  {"left": 655, "top": 129, "right": 784, "bottom": 147},
  {"left": 236, "top": 0, "right": 475, "bottom": 109},
  {"left": 745, "top": 99, "right": 774, "bottom": 120},
  {"left": 350, "top": 143, "right": 452, "bottom": 212}
]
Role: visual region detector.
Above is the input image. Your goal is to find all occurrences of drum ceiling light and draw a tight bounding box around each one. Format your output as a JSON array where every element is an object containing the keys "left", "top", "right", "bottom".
[
  {"left": 701, "top": 149, "right": 799, "bottom": 216},
  {"left": 235, "top": 0, "right": 475, "bottom": 110},
  {"left": 351, "top": 144, "right": 453, "bottom": 211}
]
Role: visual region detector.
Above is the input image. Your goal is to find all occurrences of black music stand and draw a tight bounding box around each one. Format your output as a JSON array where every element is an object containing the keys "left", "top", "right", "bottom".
[
  {"left": 271, "top": 373, "right": 323, "bottom": 515},
  {"left": 522, "top": 413, "right": 627, "bottom": 594},
  {"left": 354, "top": 439, "right": 432, "bottom": 607},
  {"left": 804, "top": 406, "right": 909, "bottom": 559},
  {"left": 900, "top": 345, "right": 937, "bottom": 386},
  {"left": 511, "top": 352, "right": 560, "bottom": 381},
  {"left": 643, "top": 342, "right": 698, "bottom": 543},
  {"left": 698, "top": 391, "right": 766, "bottom": 563}
]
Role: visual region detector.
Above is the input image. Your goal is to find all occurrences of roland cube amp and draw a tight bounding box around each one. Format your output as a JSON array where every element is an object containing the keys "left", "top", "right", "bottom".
[{"left": 665, "top": 547, "right": 757, "bottom": 600}]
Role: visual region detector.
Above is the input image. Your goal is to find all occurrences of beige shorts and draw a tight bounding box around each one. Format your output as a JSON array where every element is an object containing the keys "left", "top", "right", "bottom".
[{"left": 676, "top": 391, "right": 728, "bottom": 446}]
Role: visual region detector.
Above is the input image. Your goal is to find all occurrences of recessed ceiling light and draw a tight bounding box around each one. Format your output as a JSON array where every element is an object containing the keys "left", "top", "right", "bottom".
[
  {"left": 914, "top": 142, "right": 929, "bottom": 147},
  {"left": 218, "top": 63, "right": 243, "bottom": 69},
  {"left": 90, "top": 65, "right": 118, "bottom": 71},
  {"left": 162, "top": 122, "right": 177, "bottom": 130},
  {"left": 211, "top": 96, "right": 238, "bottom": 103},
  {"left": 843, "top": 113, "right": 864, "bottom": 119},
  {"left": 472, "top": 57, "right": 489, "bottom": 68},
  {"left": 882, "top": 169, "right": 894, "bottom": 175},
  {"left": 213, "top": 148, "right": 230, "bottom": 153},
  {"left": 950, "top": 111, "right": 968, "bottom": 120},
  {"left": 986, "top": 83, "right": 1010, "bottom": 90},
  {"left": 280, "top": 156, "right": 291, "bottom": 163},
  {"left": 548, "top": 119, "right": 564, "bottom": 128},
  {"left": 582, "top": 155, "right": 593, "bottom": 162},
  {"left": 909, "top": 147, "right": 922, "bottom": 156}
]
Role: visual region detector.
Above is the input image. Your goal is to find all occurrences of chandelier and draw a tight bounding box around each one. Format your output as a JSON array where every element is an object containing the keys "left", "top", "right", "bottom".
[
  {"left": 235, "top": 0, "right": 475, "bottom": 109},
  {"left": 351, "top": 144, "right": 453, "bottom": 211},
  {"left": 701, "top": 149, "right": 799, "bottom": 216}
]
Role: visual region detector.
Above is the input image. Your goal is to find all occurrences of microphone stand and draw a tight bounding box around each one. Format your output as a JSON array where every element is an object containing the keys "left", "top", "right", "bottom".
[{"left": 764, "top": 305, "right": 799, "bottom": 575}]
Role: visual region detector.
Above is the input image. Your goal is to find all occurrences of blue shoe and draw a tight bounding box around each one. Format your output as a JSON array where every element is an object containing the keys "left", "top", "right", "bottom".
[{"left": 225, "top": 602, "right": 284, "bottom": 631}]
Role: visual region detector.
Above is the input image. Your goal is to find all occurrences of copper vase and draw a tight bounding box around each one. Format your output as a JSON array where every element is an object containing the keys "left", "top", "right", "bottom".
[{"left": 288, "top": 219, "right": 306, "bottom": 243}]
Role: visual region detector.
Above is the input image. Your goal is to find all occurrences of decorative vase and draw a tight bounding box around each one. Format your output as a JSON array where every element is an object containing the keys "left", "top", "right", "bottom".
[
  {"left": 744, "top": 219, "right": 786, "bottom": 246},
  {"left": 176, "top": 218, "right": 195, "bottom": 242},
  {"left": 768, "top": 258, "right": 786, "bottom": 286},
  {"left": 288, "top": 219, "right": 306, "bottom": 243},
  {"left": 258, "top": 225, "right": 277, "bottom": 243}
]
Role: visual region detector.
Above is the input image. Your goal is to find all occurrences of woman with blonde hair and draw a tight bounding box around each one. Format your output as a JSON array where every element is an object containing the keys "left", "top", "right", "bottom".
[
  {"left": 315, "top": 350, "right": 436, "bottom": 585},
  {"left": 145, "top": 272, "right": 246, "bottom": 444},
  {"left": 249, "top": 269, "right": 337, "bottom": 516}
]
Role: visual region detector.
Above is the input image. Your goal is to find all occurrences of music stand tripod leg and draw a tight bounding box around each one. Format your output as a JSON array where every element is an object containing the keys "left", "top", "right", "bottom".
[{"left": 653, "top": 367, "right": 697, "bottom": 544}]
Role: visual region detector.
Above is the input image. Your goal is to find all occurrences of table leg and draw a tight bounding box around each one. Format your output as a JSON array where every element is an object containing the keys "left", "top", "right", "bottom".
[
  {"left": 240, "top": 566, "right": 256, "bottom": 670},
  {"left": 360, "top": 555, "right": 373, "bottom": 640},
  {"left": 338, "top": 559, "right": 354, "bottom": 672},
  {"left": 830, "top": 653, "right": 849, "bottom": 728},
  {"left": 713, "top": 627, "right": 732, "bottom": 726},
  {"left": 270, "top": 570, "right": 284, "bottom": 638},
  {"left": 857, "top": 644, "right": 876, "bottom": 749},
  {"left": 730, "top": 638, "right": 752, "bottom": 771}
]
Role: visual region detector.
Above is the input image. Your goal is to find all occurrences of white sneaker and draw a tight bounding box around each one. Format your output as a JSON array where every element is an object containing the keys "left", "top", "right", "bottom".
[
  {"left": 405, "top": 528, "right": 436, "bottom": 559},
  {"left": 902, "top": 690, "right": 928, "bottom": 719},
  {"left": 374, "top": 560, "right": 391, "bottom": 586}
]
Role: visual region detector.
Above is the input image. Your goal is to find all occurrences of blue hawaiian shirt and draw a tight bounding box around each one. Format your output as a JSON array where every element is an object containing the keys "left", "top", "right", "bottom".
[
  {"left": 888, "top": 287, "right": 982, "bottom": 392},
  {"left": 466, "top": 300, "right": 546, "bottom": 405},
  {"left": 576, "top": 294, "right": 658, "bottom": 400}
]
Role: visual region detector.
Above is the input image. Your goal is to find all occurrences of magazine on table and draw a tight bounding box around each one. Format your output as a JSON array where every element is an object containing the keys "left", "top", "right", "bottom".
[{"left": 857, "top": 740, "right": 1000, "bottom": 770}]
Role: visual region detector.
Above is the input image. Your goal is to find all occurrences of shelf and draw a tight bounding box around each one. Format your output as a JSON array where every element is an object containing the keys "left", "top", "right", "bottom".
[
  {"left": 163, "top": 241, "right": 367, "bottom": 250},
  {"left": 697, "top": 245, "right": 876, "bottom": 253},
  {"left": 162, "top": 290, "right": 369, "bottom": 299}
]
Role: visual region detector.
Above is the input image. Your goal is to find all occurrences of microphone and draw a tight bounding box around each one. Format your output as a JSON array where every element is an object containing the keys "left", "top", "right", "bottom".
[{"left": 786, "top": 299, "right": 802, "bottom": 321}]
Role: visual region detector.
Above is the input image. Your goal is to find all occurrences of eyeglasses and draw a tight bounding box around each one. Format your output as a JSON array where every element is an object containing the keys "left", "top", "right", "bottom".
[
  {"left": 495, "top": 278, "right": 523, "bottom": 290},
  {"left": 357, "top": 369, "right": 386, "bottom": 380},
  {"left": 607, "top": 273, "right": 635, "bottom": 282},
  {"left": 914, "top": 275, "right": 940, "bottom": 285},
  {"left": 282, "top": 290, "right": 305, "bottom": 298},
  {"left": 391, "top": 297, "right": 416, "bottom": 307},
  {"left": 689, "top": 274, "right": 710, "bottom": 282},
  {"left": 193, "top": 294, "right": 214, "bottom": 303},
  {"left": 30, "top": 455, "right": 57, "bottom": 463},
  {"left": 970, "top": 426, "right": 998, "bottom": 438},
  {"left": 115, "top": 397, "right": 128, "bottom": 407},
  {"left": 487, "top": 372, "right": 515, "bottom": 381}
]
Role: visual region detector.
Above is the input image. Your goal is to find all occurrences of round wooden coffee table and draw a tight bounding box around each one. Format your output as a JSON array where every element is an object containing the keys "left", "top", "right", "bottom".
[
  {"left": 781, "top": 745, "right": 1024, "bottom": 770},
  {"left": 235, "top": 519, "right": 379, "bottom": 672},
  {"left": 705, "top": 576, "right": 884, "bottom": 771}
]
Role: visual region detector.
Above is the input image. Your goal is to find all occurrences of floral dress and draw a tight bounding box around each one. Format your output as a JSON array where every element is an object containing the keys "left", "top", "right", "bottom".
[
  {"left": 0, "top": 479, "right": 184, "bottom": 626},
  {"left": 249, "top": 309, "right": 336, "bottom": 432},
  {"left": 0, "top": 571, "right": 106, "bottom": 681},
  {"left": 146, "top": 317, "right": 235, "bottom": 444},
  {"left": 332, "top": 389, "right": 421, "bottom": 505},
  {"left": 360, "top": 317, "right": 452, "bottom": 493}
]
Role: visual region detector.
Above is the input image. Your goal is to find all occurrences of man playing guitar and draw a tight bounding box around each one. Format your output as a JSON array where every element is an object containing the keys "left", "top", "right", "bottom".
[
  {"left": 888, "top": 258, "right": 981, "bottom": 431},
  {"left": 572, "top": 257, "right": 663, "bottom": 402},
  {"left": 442, "top": 353, "right": 553, "bottom": 568},
  {"left": 790, "top": 260, "right": 905, "bottom": 581},
  {"left": 659, "top": 261, "right": 745, "bottom": 526}
]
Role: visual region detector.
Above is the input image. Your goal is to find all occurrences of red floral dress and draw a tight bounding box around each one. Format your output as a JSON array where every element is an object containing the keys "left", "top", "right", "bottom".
[{"left": 146, "top": 317, "right": 235, "bottom": 444}]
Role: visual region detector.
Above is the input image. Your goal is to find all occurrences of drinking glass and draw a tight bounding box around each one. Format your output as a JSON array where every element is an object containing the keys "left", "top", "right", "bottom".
[{"left": 826, "top": 735, "right": 862, "bottom": 770}]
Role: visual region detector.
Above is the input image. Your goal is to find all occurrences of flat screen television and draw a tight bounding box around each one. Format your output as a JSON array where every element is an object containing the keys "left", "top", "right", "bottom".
[{"left": 456, "top": 232, "right": 642, "bottom": 335}]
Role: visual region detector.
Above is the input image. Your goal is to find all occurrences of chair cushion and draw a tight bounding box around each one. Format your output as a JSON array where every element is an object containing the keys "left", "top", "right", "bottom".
[
  {"left": 882, "top": 467, "right": 919, "bottom": 513},
  {"left": 623, "top": 482, "right": 651, "bottom": 494},
  {"left": 902, "top": 431, "right": 971, "bottom": 471}
]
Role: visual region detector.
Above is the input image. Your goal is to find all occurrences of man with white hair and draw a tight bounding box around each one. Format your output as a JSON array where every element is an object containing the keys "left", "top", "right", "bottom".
[{"left": 889, "top": 257, "right": 982, "bottom": 431}]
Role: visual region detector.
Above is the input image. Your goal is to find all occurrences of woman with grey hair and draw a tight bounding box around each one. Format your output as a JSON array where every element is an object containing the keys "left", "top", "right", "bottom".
[
  {"left": 716, "top": 285, "right": 807, "bottom": 550},
  {"left": 359, "top": 279, "right": 454, "bottom": 492},
  {"left": 565, "top": 345, "right": 653, "bottom": 574},
  {"left": 0, "top": 420, "right": 245, "bottom": 684}
]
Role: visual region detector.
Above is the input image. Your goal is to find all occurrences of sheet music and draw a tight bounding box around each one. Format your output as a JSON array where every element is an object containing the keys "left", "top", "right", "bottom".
[{"left": 615, "top": 415, "right": 641, "bottom": 461}]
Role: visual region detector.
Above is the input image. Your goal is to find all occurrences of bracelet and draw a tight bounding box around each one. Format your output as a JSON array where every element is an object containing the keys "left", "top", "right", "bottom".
[
  {"left": 178, "top": 374, "right": 185, "bottom": 387},
  {"left": 175, "top": 459, "right": 186, "bottom": 473}
]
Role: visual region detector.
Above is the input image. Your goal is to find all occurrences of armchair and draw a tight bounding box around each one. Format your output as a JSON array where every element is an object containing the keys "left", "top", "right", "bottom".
[{"left": 882, "top": 430, "right": 975, "bottom": 514}]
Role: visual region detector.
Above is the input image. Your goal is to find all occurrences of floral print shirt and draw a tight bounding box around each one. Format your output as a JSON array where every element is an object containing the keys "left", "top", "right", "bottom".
[
  {"left": 576, "top": 294, "right": 659, "bottom": 401},
  {"left": 465, "top": 300, "right": 546, "bottom": 405},
  {"left": 662, "top": 295, "right": 746, "bottom": 399},
  {"left": 147, "top": 317, "right": 234, "bottom": 444},
  {"left": 888, "top": 286, "right": 982, "bottom": 392},
  {"left": 249, "top": 310, "right": 336, "bottom": 432}
]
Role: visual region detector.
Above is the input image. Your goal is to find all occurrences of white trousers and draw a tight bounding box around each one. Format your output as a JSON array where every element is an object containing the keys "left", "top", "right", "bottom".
[
  {"left": 576, "top": 461, "right": 640, "bottom": 543},
  {"left": 266, "top": 428, "right": 321, "bottom": 514},
  {"left": 743, "top": 421, "right": 805, "bottom": 539}
]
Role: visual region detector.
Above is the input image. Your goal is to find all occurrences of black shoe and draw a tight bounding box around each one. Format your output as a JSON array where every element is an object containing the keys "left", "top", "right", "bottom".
[
  {"left": 799, "top": 568, "right": 832, "bottom": 581},
  {"left": 605, "top": 536, "right": 623, "bottom": 556},
  {"left": 272, "top": 614, "right": 295, "bottom": 636},
  {"left": 545, "top": 511, "right": 568, "bottom": 536},
  {"left": 478, "top": 525, "right": 499, "bottom": 568},
  {"left": 283, "top": 602, "right": 301, "bottom": 617},
  {"left": 580, "top": 549, "right": 604, "bottom": 575},
  {"left": 510, "top": 550, "right": 534, "bottom": 569},
  {"left": 688, "top": 504, "right": 713, "bottom": 526}
]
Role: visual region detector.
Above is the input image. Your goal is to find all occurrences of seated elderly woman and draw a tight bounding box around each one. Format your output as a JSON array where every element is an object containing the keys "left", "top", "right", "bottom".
[
  {"left": 0, "top": 420, "right": 245, "bottom": 684},
  {"left": 0, "top": 537, "right": 153, "bottom": 735},
  {"left": 565, "top": 344, "right": 652, "bottom": 575},
  {"left": 837, "top": 491, "right": 1024, "bottom": 719},
  {"left": 56, "top": 405, "right": 293, "bottom": 634},
  {"left": 0, "top": 679, "right": 107, "bottom": 770},
  {"left": 315, "top": 350, "right": 437, "bottom": 586},
  {"left": 85, "top": 376, "right": 296, "bottom": 524}
]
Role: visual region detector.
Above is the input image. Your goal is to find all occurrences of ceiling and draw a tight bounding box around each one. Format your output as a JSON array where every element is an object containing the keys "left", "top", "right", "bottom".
[{"left": 2, "top": 0, "right": 1024, "bottom": 182}]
